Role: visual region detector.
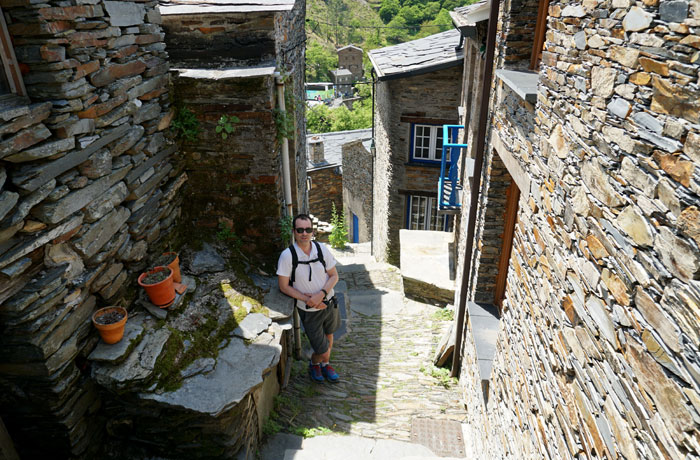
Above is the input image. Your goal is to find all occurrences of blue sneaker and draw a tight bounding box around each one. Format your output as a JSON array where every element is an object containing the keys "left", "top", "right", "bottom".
[
  {"left": 309, "top": 363, "right": 324, "bottom": 383},
  {"left": 321, "top": 364, "right": 339, "bottom": 383}
]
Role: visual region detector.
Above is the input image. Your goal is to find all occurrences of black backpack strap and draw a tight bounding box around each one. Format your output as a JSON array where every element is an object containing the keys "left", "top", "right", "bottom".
[
  {"left": 288, "top": 245, "right": 298, "bottom": 286},
  {"left": 312, "top": 241, "right": 327, "bottom": 272}
]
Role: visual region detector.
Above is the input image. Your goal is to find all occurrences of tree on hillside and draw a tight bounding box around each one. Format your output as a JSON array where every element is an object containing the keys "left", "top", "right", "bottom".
[
  {"left": 385, "top": 15, "right": 410, "bottom": 43},
  {"left": 379, "top": 0, "right": 400, "bottom": 22},
  {"left": 306, "top": 42, "right": 338, "bottom": 82},
  {"left": 398, "top": 4, "right": 424, "bottom": 28}
]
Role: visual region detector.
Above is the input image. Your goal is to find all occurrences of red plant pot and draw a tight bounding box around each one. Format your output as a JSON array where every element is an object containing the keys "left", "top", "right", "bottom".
[
  {"left": 138, "top": 266, "right": 176, "bottom": 308},
  {"left": 162, "top": 251, "right": 181, "bottom": 283},
  {"left": 92, "top": 306, "right": 128, "bottom": 344}
]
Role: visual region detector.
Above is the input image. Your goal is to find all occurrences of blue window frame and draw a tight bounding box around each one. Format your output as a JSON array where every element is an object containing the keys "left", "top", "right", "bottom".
[{"left": 409, "top": 124, "right": 448, "bottom": 163}]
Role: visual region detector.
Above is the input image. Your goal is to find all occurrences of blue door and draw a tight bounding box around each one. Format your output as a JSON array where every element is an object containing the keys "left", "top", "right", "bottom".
[{"left": 352, "top": 213, "right": 359, "bottom": 243}]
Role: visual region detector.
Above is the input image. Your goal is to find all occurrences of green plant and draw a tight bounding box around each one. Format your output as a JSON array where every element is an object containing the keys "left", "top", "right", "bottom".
[
  {"left": 328, "top": 202, "right": 348, "bottom": 249},
  {"left": 274, "top": 108, "right": 294, "bottom": 142},
  {"left": 420, "top": 364, "right": 457, "bottom": 389},
  {"left": 432, "top": 308, "right": 454, "bottom": 321},
  {"left": 263, "top": 416, "right": 282, "bottom": 437},
  {"left": 171, "top": 106, "right": 200, "bottom": 142},
  {"left": 292, "top": 426, "right": 332, "bottom": 438},
  {"left": 216, "top": 114, "right": 240, "bottom": 140},
  {"left": 280, "top": 215, "right": 293, "bottom": 245},
  {"left": 217, "top": 222, "right": 242, "bottom": 250}
]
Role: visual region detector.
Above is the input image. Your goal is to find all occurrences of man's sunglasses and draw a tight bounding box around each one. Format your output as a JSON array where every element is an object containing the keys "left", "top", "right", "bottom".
[{"left": 295, "top": 227, "right": 313, "bottom": 234}]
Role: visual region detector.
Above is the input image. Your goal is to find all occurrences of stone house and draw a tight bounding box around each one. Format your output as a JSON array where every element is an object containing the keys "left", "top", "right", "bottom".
[
  {"left": 0, "top": 0, "right": 307, "bottom": 458},
  {"left": 307, "top": 128, "right": 372, "bottom": 227},
  {"left": 446, "top": 0, "right": 700, "bottom": 458},
  {"left": 161, "top": 0, "right": 308, "bottom": 264},
  {"left": 369, "top": 29, "right": 463, "bottom": 266},
  {"left": 342, "top": 137, "right": 373, "bottom": 244},
  {"left": 329, "top": 68, "right": 353, "bottom": 97},
  {"left": 337, "top": 44, "right": 363, "bottom": 81}
]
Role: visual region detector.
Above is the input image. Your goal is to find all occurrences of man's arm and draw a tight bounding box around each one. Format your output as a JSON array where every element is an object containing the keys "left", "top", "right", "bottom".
[
  {"left": 278, "top": 275, "right": 311, "bottom": 304},
  {"left": 306, "top": 266, "right": 339, "bottom": 308}
]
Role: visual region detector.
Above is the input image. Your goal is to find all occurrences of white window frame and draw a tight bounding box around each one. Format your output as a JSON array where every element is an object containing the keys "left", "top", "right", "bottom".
[
  {"left": 411, "top": 124, "right": 447, "bottom": 162},
  {"left": 407, "top": 195, "right": 451, "bottom": 231}
]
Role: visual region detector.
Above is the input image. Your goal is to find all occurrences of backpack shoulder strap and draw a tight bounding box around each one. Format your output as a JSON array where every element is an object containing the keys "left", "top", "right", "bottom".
[
  {"left": 313, "top": 241, "right": 327, "bottom": 271},
  {"left": 288, "top": 245, "right": 298, "bottom": 286}
]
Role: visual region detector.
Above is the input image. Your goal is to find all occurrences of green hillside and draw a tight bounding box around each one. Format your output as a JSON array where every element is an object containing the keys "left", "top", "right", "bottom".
[
  {"left": 305, "top": 0, "right": 475, "bottom": 82},
  {"left": 304, "top": 0, "right": 477, "bottom": 133}
]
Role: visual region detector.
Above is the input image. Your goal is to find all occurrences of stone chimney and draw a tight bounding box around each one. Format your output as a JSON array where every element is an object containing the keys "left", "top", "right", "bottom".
[{"left": 309, "top": 137, "right": 324, "bottom": 163}]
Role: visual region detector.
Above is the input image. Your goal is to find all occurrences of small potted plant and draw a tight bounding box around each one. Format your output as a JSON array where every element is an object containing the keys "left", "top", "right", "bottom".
[
  {"left": 92, "top": 306, "right": 128, "bottom": 344},
  {"left": 138, "top": 266, "right": 176, "bottom": 308},
  {"left": 156, "top": 251, "right": 181, "bottom": 283}
]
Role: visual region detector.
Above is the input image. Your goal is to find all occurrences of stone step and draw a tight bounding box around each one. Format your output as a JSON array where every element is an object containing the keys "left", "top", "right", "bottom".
[{"left": 263, "top": 433, "right": 447, "bottom": 460}]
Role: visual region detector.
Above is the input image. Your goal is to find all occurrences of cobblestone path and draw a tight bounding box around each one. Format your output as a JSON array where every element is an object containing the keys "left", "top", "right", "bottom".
[{"left": 273, "top": 244, "right": 465, "bottom": 442}]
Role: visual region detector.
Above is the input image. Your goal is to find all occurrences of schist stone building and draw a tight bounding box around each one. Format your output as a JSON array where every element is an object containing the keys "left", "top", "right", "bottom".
[
  {"left": 444, "top": 0, "right": 700, "bottom": 458},
  {"left": 337, "top": 44, "right": 363, "bottom": 81},
  {"left": 0, "top": 0, "right": 307, "bottom": 458},
  {"left": 369, "top": 29, "right": 463, "bottom": 266},
  {"left": 306, "top": 128, "right": 372, "bottom": 226}
]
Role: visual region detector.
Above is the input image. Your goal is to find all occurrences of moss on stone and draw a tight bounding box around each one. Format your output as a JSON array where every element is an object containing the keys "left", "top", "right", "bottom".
[{"left": 151, "top": 328, "right": 185, "bottom": 392}]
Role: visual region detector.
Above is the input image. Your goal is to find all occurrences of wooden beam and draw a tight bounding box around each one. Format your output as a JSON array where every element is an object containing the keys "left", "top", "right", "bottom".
[{"left": 493, "top": 178, "right": 520, "bottom": 312}]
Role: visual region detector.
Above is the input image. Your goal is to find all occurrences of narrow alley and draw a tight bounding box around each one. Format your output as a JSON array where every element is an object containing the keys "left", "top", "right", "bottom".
[{"left": 260, "top": 243, "right": 467, "bottom": 459}]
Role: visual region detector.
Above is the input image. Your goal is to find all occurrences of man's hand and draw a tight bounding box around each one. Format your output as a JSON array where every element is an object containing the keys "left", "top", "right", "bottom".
[{"left": 305, "top": 291, "right": 326, "bottom": 309}]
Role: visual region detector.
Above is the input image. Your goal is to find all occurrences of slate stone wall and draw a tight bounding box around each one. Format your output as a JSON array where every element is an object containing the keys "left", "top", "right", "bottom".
[
  {"left": 170, "top": 69, "right": 283, "bottom": 261},
  {"left": 163, "top": 2, "right": 307, "bottom": 265},
  {"left": 342, "top": 139, "right": 372, "bottom": 243},
  {"left": 496, "top": 0, "right": 540, "bottom": 69},
  {"left": 308, "top": 166, "right": 342, "bottom": 222},
  {"left": 372, "top": 79, "right": 394, "bottom": 264},
  {"left": 0, "top": 1, "right": 181, "bottom": 457},
  {"left": 372, "top": 65, "right": 462, "bottom": 266},
  {"left": 275, "top": 0, "right": 308, "bottom": 214},
  {"left": 456, "top": 0, "right": 700, "bottom": 458}
]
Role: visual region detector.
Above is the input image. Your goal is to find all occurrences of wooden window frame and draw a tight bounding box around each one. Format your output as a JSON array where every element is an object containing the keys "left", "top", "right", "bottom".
[
  {"left": 529, "top": 0, "right": 550, "bottom": 70},
  {"left": 0, "top": 8, "right": 26, "bottom": 97},
  {"left": 493, "top": 178, "right": 520, "bottom": 311}
]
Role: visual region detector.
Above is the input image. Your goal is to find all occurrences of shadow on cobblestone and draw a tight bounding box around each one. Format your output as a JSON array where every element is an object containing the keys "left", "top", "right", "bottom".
[{"left": 267, "top": 244, "right": 464, "bottom": 442}]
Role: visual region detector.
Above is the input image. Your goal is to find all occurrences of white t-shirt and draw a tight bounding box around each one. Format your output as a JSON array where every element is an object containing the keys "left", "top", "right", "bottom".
[{"left": 277, "top": 241, "right": 337, "bottom": 312}]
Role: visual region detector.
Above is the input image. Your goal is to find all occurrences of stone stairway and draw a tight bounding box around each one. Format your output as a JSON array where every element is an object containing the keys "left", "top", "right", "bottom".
[
  {"left": 259, "top": 242, "right": 468, "bottom": 459},
  {"left": 260, "top": 432, "right": 467, "bottom": 460}
]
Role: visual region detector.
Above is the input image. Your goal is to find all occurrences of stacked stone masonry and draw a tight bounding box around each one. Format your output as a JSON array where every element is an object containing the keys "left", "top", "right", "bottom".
[
  {"left": 457, "top": 0, "right": 700, "bottom": 458},
  {"left": 342, "top": 140, "right": 373, "bottom": 243},
  {"left": 162, "top": 2, "right": 307, "bottom": 264},
  {"left": 308, "top": 166, "right": 342, "bottom": 223},
  {"left": 372, "top": 65, "right": 463, "bottom": 266},
  {"left": 0, "top": 1, "right": 182, "bottom": 457}
]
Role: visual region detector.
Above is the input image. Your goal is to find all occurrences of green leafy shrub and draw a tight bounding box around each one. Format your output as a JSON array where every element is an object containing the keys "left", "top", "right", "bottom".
[
  {"left": 328, "top": 202, "right": 348, "bottom": 249},
  {"left": 171, "top": 107, "right": 200, "bottom": 142},
  {"left": 216, "top": 222, "right": 242, "bottom": 250},
  {"left": 216, "top": 114, "right": 240, "bottom": 140},
  {"left": 279, "top": 215, "right": 293, "bottom": 245}
]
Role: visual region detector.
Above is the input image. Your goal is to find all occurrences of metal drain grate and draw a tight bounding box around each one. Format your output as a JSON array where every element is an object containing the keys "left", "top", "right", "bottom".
[{"left": 410, "top": 417, "right": 466, "bottom": 457}]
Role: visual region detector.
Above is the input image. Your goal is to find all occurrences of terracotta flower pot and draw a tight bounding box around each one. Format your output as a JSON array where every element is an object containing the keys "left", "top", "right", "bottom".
[
  {"left": 162, "top": 251, "right": 181, "bottom": 283},
  {"left": 138, "top": 266, "right": 176, "bottom": 308},
  {"left": 92, "top": 306, "right": 128, "bottom": 344}
]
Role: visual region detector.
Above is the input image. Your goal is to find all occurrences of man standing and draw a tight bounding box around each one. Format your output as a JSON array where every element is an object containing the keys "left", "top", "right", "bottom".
[{"left": 277, "top": 214, "right": 341, "bottom": 383}]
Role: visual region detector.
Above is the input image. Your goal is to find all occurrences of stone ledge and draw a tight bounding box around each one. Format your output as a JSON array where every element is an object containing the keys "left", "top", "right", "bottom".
[
  {"left": 495, "top": 69, "right": 538, "bottom": 104},
  {"left": 467, "top": 301, "right": 499, "bottom": 404},
  {"left": 173, "top": 66, "right": 277, "bottom": 80}
]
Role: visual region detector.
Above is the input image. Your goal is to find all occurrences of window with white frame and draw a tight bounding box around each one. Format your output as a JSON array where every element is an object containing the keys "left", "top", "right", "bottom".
[
  {"left": 411, "top": 124, "right": 448, "bottom": 162},
  {"left": 407, "top": 195, "right": 451, "bottom": 231}
]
